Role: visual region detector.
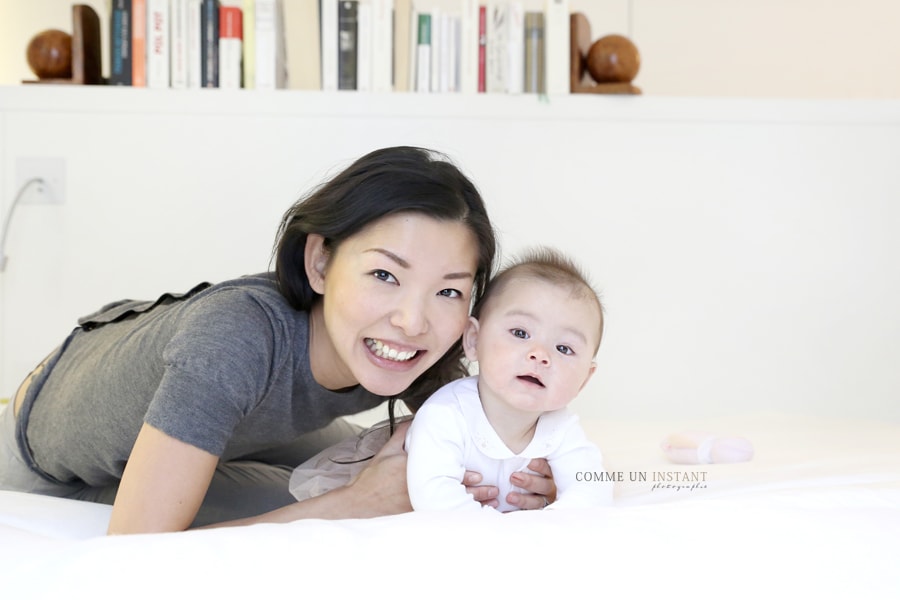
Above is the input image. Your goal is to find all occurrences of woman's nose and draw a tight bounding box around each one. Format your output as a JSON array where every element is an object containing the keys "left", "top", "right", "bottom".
[{"left": 389, "top": 295, "right": 429, "bottom": 337}]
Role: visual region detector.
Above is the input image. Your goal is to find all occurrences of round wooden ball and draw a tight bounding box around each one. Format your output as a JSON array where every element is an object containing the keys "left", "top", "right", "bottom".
[
  {"left": 586, "top": 34, "right": 640, "bottom": 84},
  {"left": 26, "top": 29, "right": 73, "bottom": 80}
]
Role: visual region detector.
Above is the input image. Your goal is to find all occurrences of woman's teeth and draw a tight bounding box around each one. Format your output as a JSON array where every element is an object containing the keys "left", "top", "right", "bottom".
[{"left": 366, "top": 339, "right": 418, "bottom": 362}]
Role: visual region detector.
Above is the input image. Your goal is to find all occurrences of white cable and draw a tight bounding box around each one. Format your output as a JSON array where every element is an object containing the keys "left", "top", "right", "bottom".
[{"left": 0, "top": 177, "right": 45, "bottom": 273}]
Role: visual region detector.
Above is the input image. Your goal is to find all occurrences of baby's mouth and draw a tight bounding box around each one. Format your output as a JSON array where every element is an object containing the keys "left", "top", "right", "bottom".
[
  {"left": 517, "top": 375, "right": 545, "bottom": 387},
  {"left": 365, "top": 338, "right": 420, "bottom": 362}
]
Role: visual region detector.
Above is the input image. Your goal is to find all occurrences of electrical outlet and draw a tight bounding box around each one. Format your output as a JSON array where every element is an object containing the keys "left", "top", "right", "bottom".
[{"left": 15, "top": 157, "right": 66, "bottom": 205}]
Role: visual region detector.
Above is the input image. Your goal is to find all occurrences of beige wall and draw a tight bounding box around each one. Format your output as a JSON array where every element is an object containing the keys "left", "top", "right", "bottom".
[{"left": 2, "top": 0, "right": 898, "bottom": 97}]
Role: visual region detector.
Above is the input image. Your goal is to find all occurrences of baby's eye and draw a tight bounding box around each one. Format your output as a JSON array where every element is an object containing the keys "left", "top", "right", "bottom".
[
  {"left": 438, "top": 288, "right": 463, "bottom": 299},
  {"left": 556, "top": 345, "right": 574, "bottom": 356},
  {"left": 372, "top": 270, "right": 397, "bottom": 284},
  {"left": 510, "top": 328, "right": 529, "bottom": 339}
]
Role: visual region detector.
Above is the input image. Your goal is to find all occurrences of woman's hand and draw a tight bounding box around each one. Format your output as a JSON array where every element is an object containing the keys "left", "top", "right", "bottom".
[{"left": 463, "top": 457, "right": 557, "bottom": 510}]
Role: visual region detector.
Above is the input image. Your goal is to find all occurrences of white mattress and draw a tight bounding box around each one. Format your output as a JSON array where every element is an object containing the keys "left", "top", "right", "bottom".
[{"left": 2, "top": 413, "right": 898, "bottom": 599}]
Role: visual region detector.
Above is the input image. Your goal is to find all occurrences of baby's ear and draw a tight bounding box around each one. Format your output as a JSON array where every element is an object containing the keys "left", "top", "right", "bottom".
[{"left": 462, "top": 316, "right": 480, "bottom": 363}]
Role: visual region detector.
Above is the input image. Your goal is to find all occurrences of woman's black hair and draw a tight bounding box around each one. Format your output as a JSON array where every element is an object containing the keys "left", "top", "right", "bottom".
[{"left": 273, "top": 146, "right": 497, "bottom": 410}]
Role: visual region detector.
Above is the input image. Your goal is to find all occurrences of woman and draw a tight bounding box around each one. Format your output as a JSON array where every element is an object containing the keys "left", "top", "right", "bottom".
[{"left": 0, "top": 147, "right": 555, "bottom": 533}]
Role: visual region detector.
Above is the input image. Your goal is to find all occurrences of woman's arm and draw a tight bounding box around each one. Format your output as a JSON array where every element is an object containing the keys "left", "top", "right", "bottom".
[
  {"left": 212, "top": 420, "right": 414, "bottom": 527},
  {"left": 108, "top": 423, "right": 219, "bottom": 534}
]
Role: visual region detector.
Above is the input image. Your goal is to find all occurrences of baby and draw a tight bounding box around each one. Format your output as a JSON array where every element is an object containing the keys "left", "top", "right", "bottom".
[{"left": 405, "top": 247, "right": 613, "bottom": 511}]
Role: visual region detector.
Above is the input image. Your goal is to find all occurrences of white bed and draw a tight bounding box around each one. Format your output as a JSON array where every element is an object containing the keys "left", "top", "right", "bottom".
[{"left": 1, "top": 411, "right": 898, "bottom": 599}]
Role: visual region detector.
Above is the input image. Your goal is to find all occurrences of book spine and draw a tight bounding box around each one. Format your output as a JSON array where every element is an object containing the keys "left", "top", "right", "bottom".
[
  {"left": 284, "top": 0, "right": 321, "bottom": 90},
  {"left": 132, "top": 0, "right": 147, "bottom": 87},
  {"left": 356, "top": 2, "right": 371, "bottom": 92},
  {"left": 170, "top": 0, "right": 189, "bottom": 89},
  {"left": 186, "top": 0, "right": 203, "bottom": 87},
  {"left": 506, "top": 2, "right": 524, "bottom": 95},
  {"left": 544, "top": 0, "right": 569, "bottom": 94},
  {"left": 486, "top": 2, "right": 507, "bottom": 93},
  {"left": 338, "top": 1, "right": 358, "bottom": 90},
  {"left": 242, "top": 0, "right": 256, "bottom": 89},
  {"left": 524, "top": 11, "right": 544, "bottom": 94},
  {"left": 219, "top": 5, "right": 243, "bottom": 88},
  {"left": 147, "top": 0, "right": 170, "bottom": 88},
  {"left": 369, "top": 0, "right": 391, "bottom": 92},
  {"left": 392, "top": 0, "right": 411, "bottom": 92},
  {"left": 415, "top": 13, "right": 431, "bottom": 93},
  {"left": 201, "top": 0, "right": 220, "bottom": 87},
  {"left": 320, "top": 0, "right": 339, "bottom": 91},
  {"left": 110, "top": 0, "right": 133, "bottom": 85},
  {"left": 459, "top": 0, "right": 477, "bottom": 94},
  {"left": 477, "top": 5, "right": 486, "bottom": 93},
  {"left": 429, "top": 7, "right": 441, "bottom": 93}
]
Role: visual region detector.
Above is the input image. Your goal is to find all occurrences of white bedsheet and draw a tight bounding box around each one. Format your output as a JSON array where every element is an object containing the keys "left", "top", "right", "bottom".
[{"left": 2, "top": 413, "right": 898, "bottom": 599}]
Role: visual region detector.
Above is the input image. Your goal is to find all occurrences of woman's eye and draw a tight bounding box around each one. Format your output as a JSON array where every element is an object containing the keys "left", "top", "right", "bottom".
[
  {"left": 556, "top": 345, "right": 574, "bottom": 356},
  {"left": 372, "top": 270, "right": 397, "bottom": 284},
  {"left": 510, "top": 329, "right": 529, "bottom": 339},
  {"left": 438, "top": 288, "right": 463, "bottom": 299}
]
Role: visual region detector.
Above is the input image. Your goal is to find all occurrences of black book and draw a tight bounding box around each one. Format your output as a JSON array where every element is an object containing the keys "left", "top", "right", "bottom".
[
  {"left": 201, "top": 0, "right": 220, "bottom": 88},
  {"left": 338, "top": 1, "right": 358, "bottom": 90},
  {"left": 109, "top": 0, "right": 133, "bottom": 85}
]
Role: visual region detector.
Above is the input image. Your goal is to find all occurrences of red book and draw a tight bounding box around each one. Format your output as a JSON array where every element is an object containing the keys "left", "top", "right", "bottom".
[
  {"left": 477, "top": 5, "right": 486, "bottom": 93},
  {"left": 218, "top": 5, "right": 243, "bottom": 89}
]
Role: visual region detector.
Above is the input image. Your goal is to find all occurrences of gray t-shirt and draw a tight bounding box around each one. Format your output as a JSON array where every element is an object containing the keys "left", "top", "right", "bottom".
[{"left": 22, "top": 273, "right": 386, "bottom": 486}]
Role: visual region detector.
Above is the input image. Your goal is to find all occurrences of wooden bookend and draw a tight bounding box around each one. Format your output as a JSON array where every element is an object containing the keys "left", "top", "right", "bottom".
[
  {"left": 569, "top": 12, "right": 641, "bottom": 95},
  {"left": 23, "top": 4, "right": 103, "bottom": 85}
]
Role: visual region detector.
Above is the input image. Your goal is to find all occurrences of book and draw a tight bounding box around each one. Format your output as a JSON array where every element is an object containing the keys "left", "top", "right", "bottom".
[
  {"left": 169, "top": 0, "right": 189, "bottom": 89},
  {"left": 132, "top": 0, "right": 147, "bottom": 86},
  {"left": 320, "top": 0, "right": 339, "bottom": 91},
  {"left": 392, "top": 0, "right": 412, "bottom": 91},
  {"left": 485, "top": 2, "right": 507, "bottom": 93},
  {"left": 283, "top": 0, "right": 320, "bottom": 90},
  {"left": 506, "top": 2, "right": 524, "bottom": 94},
  {"left": 219, "top": 5, "right": 243, "bottom": 88},
  {"left": 415, "top": 12, "right": 430, "bottom": 92},
  {"left": 369, "top": 0, "right": 392, "bottom": 92},
  {"left": 428, "top": 6, "right": 441, "bottom": 93},
  {"left": 543, "top": 0, "right": 569, "bottom": 94},
  {"left": 186, "top": 0, "right": 203, "bottom": 87},
  {"left": 255, "top": 0, "right": 287, "bottom": 89},
  {"left": 524, "top": 11, "right": 544, "bottom": 94},
  {"left": 109, "top": 0, "right": 133, "bottom": 86},
  {"left": 242, "top": 0, "right": 256, "bottom": 88},
  {"left": 337, "top": 1, "right": 358, "bottom": 90},
  {"left": 146, "top": 0, "right": 170, "bottom": 88},
  {"left": 477, "top": 4, "right": 485, "bottom": 93},
  {"left": 356, "top": 1, "right": 371, "bottom": 91},
  {"left": 201, "top": 0, "right": 220, "bottom": 87},
  {"left": 459, "top": 0, "right": 477, "bottom": 94}
]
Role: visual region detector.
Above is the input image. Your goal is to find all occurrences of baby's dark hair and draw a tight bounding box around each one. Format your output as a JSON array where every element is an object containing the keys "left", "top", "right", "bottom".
[{"left": 472, "top": 246, "right": 605, "bottom": 353}]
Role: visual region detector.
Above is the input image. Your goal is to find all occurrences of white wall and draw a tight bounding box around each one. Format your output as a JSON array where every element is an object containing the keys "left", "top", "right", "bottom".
[
  {"left": 2, "top": 88, "right": 899, "bottom": 423},
  {"left": 1, "top": 0, "right": 899, "bottom": 98}
]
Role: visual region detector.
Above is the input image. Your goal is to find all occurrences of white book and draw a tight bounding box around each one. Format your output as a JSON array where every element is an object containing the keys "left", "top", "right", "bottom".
[
  {"left": 506, "top": 2, "right": 524, "bottom": 94},
  {"left": 459, "top": 0, "right": 478, "bottom": 94},
  {"left": 186, "top": 0, "right": 203, "bottom": 88},
  {"left": 429, "top": 7, "right": 441, "bottom": 92},
  {"left": 544, "top": 0, "right": 570, "bottom": 94},
  {"left": 369, "top": 0, "right": 392, "bottom": 92},
  {"left": 446, "top": 15, "right": 459, "bottom": 92},
  {"left": 283, "top": 0, "right": 321, "bottom": 90},
  {"left": 485, "top": 1, "right": 507, "bottom": 93},
  {"left": 356, "top": 2, "right": 372, "bottom": 91},
  {"left": 147, "top": 0, "right": 170, "bottom": 87},
  {"left": 320, "top": 0, "right": 339, "bottom": 91},
  {"left": 256, "top": 0, "right": 288, "bottom": 89},
  {"left": 243, "top": 0, "right": 256, "bottom": 89},
  {"left": 169, "top": 0, "right": 188, "bottom": 88}
]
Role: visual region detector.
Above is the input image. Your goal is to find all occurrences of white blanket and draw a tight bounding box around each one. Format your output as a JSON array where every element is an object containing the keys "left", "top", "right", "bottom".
[{"left": 2, "top": 413, "right": 898, "bottom": 599}]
